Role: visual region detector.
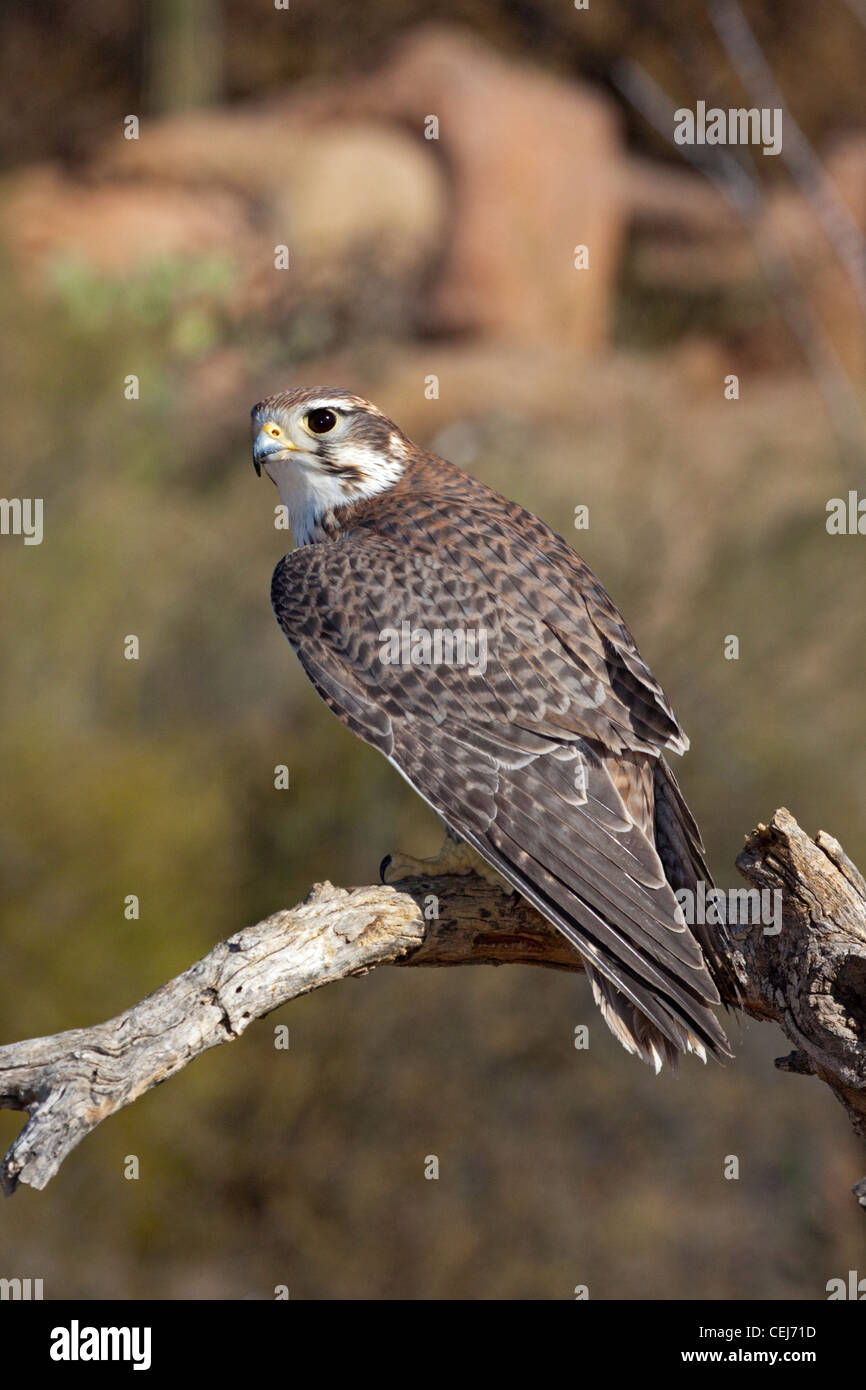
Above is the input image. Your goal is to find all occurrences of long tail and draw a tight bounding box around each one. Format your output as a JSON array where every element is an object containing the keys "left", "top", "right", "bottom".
[
  {"left": 582, "top": 755, "right": 734, "bottom": 1073},
  {"left": 653, "top": 757, "right": 739, "bottom": 1007}
]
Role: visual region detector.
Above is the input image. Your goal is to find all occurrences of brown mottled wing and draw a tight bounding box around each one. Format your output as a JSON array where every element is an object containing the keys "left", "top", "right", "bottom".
[
  {"left": 271, "top": 521, "right": 728, "bottom": 1062},
  {"left": 367, "top": 475, "right": 692, "bottom": 758}
]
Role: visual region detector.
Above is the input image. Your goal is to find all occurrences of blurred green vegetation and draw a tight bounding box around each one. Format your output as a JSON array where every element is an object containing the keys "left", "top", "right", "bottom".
[
  {"left": 1, "top": 0, "right": 865, "bottom": 1302},
  {"left": 3, "top": 247, "right": 865, "bottom": 1298}
]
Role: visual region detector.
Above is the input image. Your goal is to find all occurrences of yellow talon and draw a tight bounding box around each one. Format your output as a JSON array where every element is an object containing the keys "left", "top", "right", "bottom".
[{"left": 380, "top": 835, "right": 515, "bottom": 893}]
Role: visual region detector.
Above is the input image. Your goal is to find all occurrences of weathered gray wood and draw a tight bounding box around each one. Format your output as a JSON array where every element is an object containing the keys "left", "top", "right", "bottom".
[
  {"left": 730, "top": 810, "right": 866, "bottom": 1154},
  {"left": 2, "top": 809, "right": 865, "bottom": 1205}
]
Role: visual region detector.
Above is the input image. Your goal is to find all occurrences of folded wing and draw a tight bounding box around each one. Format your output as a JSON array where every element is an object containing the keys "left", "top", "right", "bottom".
[{"left": 272, "top": 518, "right": 730, "bottom": 1068}]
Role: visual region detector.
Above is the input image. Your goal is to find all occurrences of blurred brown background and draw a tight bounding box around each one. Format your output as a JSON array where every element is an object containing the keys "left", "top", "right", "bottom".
[{"left": 1, "top": 0, "right": 865, "bottom": 1300}]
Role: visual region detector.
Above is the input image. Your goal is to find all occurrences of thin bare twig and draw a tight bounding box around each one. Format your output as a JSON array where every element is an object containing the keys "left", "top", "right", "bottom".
[{"left": 612, "top": 58, "right": 866, "bottom": 466}]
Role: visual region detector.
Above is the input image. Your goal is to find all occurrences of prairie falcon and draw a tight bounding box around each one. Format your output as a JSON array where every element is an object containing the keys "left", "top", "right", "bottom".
[{"left": 252, "top": 387, "right": 730, "bottom": 1070}]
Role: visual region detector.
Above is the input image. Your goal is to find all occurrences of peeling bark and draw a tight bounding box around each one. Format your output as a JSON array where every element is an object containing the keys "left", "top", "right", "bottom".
[{"left": 2, "top": 809, "right": 864, "bottom": 1205}]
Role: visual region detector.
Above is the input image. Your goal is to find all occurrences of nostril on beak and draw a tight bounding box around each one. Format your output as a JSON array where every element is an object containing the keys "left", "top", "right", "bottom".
[{"left": 252, "top": 430, "right": 287, "bottom": 476}]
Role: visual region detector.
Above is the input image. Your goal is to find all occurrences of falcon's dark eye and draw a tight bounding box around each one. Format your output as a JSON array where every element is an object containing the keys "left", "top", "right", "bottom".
[{"left": 306, "top": 408, "right": 338, "bottom": 435}]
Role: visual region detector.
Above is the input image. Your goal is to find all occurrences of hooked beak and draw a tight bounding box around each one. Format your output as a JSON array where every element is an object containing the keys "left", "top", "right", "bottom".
[{"left": 252, "top": 427, "right": 299, "bottom": 477}]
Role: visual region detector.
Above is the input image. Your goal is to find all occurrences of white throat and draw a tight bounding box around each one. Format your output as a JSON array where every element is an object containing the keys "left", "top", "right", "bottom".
[{"left": 265, "top": 447, "right": 405, "bottom": 545}]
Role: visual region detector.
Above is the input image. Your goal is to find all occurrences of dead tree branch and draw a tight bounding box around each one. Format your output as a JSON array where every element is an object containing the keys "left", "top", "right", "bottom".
[{"left": 2, "top": 809, "right": 865, "bottom": 1204}]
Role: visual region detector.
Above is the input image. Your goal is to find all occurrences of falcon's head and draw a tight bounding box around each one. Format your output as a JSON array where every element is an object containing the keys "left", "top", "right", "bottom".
[{"left": 251, "top": 387, "right": 409, "bottom": 544}]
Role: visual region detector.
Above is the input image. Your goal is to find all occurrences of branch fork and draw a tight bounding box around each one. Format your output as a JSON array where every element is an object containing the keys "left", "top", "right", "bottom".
[{"left": 2, "top": 810, "right": 865, "bottom": 1205}]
